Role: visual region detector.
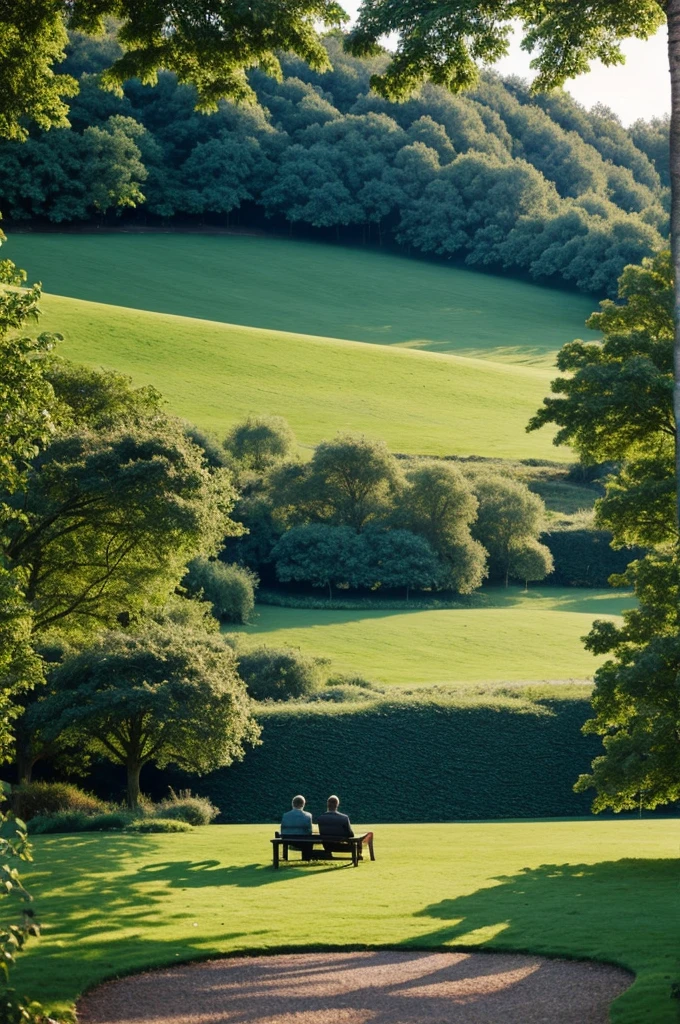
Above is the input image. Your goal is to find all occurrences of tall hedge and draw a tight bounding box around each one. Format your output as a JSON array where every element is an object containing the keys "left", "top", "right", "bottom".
[
  {"left": 542, "top": 528, "right": 645, "bottom": 587},
  {"left": 186, "top": 696, "right": 600, "bottom": 822}
]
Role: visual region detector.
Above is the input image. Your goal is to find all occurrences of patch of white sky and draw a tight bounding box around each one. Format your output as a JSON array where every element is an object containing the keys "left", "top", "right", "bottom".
[{"left": 337, "top": 2, "right": 670, "bottom": 126}]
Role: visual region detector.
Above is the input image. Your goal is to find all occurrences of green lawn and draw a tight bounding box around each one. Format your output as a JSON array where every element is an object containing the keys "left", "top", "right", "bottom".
[
  {"left": 7, "top": 232, "right": 599, "bottom": 364},
  {"left": 15, "top": 821, "right": 680, "bottom": 1022},
  {"left": 232, "top": 588, "right": 633, "bottom": 685},
  {"left": 39, "top": 293, "right": 567, "bottom": 460}
]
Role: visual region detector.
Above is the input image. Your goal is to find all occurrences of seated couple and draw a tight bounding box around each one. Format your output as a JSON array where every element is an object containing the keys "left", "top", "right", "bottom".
[{"left": 281, "top": 794, "right": 368, "bottom": 860}]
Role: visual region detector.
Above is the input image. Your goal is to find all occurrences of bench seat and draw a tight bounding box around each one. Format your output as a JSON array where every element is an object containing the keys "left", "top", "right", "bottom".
[{"left": 271, "top": 831, "right": 375, "bottom": 868}]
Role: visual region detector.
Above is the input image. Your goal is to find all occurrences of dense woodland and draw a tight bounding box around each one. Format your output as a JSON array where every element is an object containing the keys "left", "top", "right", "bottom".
[{"left": 0, "top": 28, "right": 670, "bottom": 296}]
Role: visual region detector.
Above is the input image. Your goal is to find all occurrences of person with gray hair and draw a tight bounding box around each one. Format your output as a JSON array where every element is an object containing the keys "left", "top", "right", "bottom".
[{"left": 280, "top": 794, "right": 313, "bottom": 859}]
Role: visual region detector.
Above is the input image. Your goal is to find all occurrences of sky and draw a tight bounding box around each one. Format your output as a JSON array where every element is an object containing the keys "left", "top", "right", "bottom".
[{"left": 339, "top": 3, "right": 670, "bottom": 126}]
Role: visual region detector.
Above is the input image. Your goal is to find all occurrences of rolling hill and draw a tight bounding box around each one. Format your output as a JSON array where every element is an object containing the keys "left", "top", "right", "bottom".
[
  {"left": 41, "top": 292, "right": 568, "bottom": 459},
  {"left": 11, "top": 232, "right": 599, "bottom": 365}
]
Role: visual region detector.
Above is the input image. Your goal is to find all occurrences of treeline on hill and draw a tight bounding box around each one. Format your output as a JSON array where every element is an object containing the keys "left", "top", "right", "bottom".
[{"left": 0, "top": 27, "right": 670, "bottom": 296}]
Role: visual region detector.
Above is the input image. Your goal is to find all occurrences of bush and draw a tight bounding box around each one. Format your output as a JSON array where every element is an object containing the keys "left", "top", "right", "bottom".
[
  {"left": 325, "top": 673, "right": 378, "bottom": 690},
  {"left": 306, "top": 685, "right": 379, "bottom": 703},
  {"left": 127, "top": 818, "right": 193, "bottom": 833},
  {"left": 85, "top": 812, "right": 132, "bottom": 831},
  {"left": 154, "top": 789, "right": 219, "bottom": 826},
  {"left": 12, "top": 782, "right": 105, "bottom": 821},
  {"left": 27, "top": 811, "right": 91, "bottom": 834},
  {"left": 184, "top": 557, "right": 258, "bottom": 623},
  {"left": 237, "top": 645, "right": 323, "bottom": 701}
]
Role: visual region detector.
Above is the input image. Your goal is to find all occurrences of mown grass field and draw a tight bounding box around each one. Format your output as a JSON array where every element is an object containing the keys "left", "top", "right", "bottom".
[
  {"left": 8, "top": 232, "right": 599, "bottom": 364},
  {"left": 15, "top": 821, "right": 680, "bottom": 1023},
  {"left": 232, "top": 587, "right": 633, "bottom": 685},
  {"left": 39, "top": 293, "right": 567, "bottom": 460}
]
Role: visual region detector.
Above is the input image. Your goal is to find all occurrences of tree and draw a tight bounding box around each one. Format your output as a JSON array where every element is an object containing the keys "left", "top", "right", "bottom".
[
  {"left": 345, "top": 0, "right": 680, "bottom": 530},
  {"left": 574, "top": 555, "right": 680, "bottom": 811},
  {"left": 29, "top": 623, "right": 260, "bottom": 808},
  {"left": 508, "top": 539, "right": 554, "bottom": 589},
  {"left": 528, "top": 250, "right": 675, "bottom": 550},
  {"left": 361, "top": 528, "right": 439, "bottom": 596},
  {"left": 471, "top": 475, "right": 549, "bottom": 586},
  {"left": 306, "top": 433, "right": 403, "bottom": 530},
  {"left": 0, "top": 255, "right": 59, "bottom": 496},
  {"left": 183, "top": 557, "right": 258, "bottom": 624},
  {"left": 1, "top": 422, "right": 238, "bottom": 638},
  {"left": 399, "top": 461, "right": 487, "bottom": 593},
  {"left": 224, "top": 415, "right": 297, "bottom": 473},
  {"left": 0, "top": 1, "right": 350, "bottom": 141},
  {"left": 272, "top": 523, "right": 363, "bottom": 596}
]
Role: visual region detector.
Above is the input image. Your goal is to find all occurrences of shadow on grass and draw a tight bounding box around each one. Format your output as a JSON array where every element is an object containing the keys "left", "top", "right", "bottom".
[{"left": 407, "top": 859, "right": 679, "bottom": 1022}]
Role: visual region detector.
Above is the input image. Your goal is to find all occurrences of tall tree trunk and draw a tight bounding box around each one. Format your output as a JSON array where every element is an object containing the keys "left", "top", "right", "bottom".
[
  {"left": 127, "top": 761, "right": 142, "bottom": 810},
  {"left": 668, "top": 1, "right": 680, "bottom": 536}
]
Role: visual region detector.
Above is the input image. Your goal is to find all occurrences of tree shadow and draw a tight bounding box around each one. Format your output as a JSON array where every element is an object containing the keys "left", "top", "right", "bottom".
[
  {"left": 408, "top": 858, "right": 678, "bottom": 1019},
  {"left": 136, "top": 858, "right": 348, "bottom": 888}
]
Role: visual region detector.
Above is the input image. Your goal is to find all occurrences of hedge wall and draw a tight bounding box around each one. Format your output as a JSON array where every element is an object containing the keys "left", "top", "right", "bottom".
[
  {"left": 542, "top": 528, "right": 644, "bottom": 588},
  {"left": 158, "top": 695, "right": 602, "bottom": 823}
]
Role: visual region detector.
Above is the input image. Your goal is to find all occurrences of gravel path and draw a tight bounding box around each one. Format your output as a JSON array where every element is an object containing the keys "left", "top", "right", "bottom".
[{"left": 77, "top": 950, "right": 632, "bottom": 1024}]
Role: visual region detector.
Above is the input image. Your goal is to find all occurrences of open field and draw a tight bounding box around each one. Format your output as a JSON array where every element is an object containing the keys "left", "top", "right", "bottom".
[
  {"left": 8, "top": 232, "right": 599, "bottom": 365},
  {"left": 231, "top": 587, "right": 633, "bottom": 685},
  {"left": 16, "top": 821, "right": 680, "bottom": 1023},
  {"left": 39, "top": 294, "right": 567, "bottom": 460}
]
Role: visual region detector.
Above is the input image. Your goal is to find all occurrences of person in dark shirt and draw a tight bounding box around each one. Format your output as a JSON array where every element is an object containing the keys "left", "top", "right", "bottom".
[{"left": 317, "top": 794, "right": 355, "bottom": 856}]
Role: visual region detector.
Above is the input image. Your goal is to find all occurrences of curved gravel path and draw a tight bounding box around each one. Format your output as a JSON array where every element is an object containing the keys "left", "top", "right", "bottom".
[{"left": 77, "top": 950, "right": 632, "bottom": 1024}]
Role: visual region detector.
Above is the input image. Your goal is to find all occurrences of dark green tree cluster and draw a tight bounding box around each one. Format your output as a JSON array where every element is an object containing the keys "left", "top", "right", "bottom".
[
  {"left": 0, "top": 30, "right": 669, "bottom": 294},
  {"left": 221, "top": 423, "right": 551, "bottom": 596}
]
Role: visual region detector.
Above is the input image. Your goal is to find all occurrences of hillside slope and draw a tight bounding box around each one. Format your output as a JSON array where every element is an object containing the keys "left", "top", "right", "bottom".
[
  {"left": 13, "top": 232, "right": 601, "bottom": 365},
  {"left": 41, "top": 293, "right": 566, "bottom": 459}
]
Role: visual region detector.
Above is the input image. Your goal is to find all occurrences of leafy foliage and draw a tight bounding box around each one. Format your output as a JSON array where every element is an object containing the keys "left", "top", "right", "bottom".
[
  {"left": 224, "top": 415, "right": 297, "bottom": 473},
  {"left": 0, "top": 0, "right": 348, "bottom": 140},
  {"left": 576, "top": 556, "right": 680, "bottom": 811},
  {"left": 0, "top": 34, "right": 668, "bottom": 295},
  {"left": 471, "top": 474, "right": 552, "bottom": 585},
  {"left": 29, "top": 623, "right": 261, "bottom": 808},
  {"left": 183, "top": 557, "right": 258, "bottom": 624},
  {"left": 529, "top": 250, "right": 674, "bottom": 550},
  {"left": 153, "top": 789, "right": 219, "bottom": 826},
  {"left": 0, "top": 810, "right": 42, "bottom": 1023},
  {"left": 11, "top": 782, "right": 104, "bottom": 822},
  {"left": 346, "top": 0, "right": 664, "bottom": 99},
  {"left": 235, "top": 644, "right": 323, "bottom": 702}
]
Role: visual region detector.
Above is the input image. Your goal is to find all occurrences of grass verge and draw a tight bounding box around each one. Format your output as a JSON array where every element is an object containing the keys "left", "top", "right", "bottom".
[{"left": 15, "top": 820, "right": 680, "bottom": 1023}]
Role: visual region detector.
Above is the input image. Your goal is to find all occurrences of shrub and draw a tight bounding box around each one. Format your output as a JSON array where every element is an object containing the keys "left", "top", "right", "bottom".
[
  {"left": 154, "top": 789, "right": 219, "bottom": 826},
  {"left": 237, "top": 645, "right": 323, "bottom": 701},
  {"left": 84, "top": 812, "right": 133, "bottom": 831},
  {"left": 184, "top": 557, "right": 258, "bottom": 623},
  {"left": 325, "top": 673, "right": 378, "bottom": 690},
  {"left": 306, "top": 685, "right": 379, "bottom": 703},
  {"left": 27, "top": 812, "right": 91, "bottom": 834},
  {"left": 127, "top": 818, "right": 193, "bottom": 833},
  {"left": 12, "top": 782, "right": 105, "bottom": 821}
]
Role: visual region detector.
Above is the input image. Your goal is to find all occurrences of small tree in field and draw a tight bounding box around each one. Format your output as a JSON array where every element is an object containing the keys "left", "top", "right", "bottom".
[
  {"left": 225, "top": 415, "right": 296, "bottom": 473},
  {"left": 472, "top": 476, "right": 549, "bottom": 586},
  {"left": 29, "top": 623, "right": 260, "bottom": 809}
]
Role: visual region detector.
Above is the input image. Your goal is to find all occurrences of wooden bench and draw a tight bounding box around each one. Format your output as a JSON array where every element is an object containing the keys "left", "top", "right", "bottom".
[{"left": 271, "top": 832, "right": 375, "bottom": 868}]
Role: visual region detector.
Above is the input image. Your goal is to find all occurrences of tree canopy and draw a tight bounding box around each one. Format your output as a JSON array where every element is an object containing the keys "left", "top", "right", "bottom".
[{"left": 30, "top": 622, "right": 260, "bottom": 808}]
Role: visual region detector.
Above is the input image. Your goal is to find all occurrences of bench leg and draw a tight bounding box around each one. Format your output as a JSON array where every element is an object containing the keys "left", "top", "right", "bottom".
[
  {"left": 273, "top": 843, "right": 279, "bottom": 870},
  {"left": 352, "top": 844, "right": 358, "bottom": 867},
  {"left": 283, "top": 843, "right": 289, "bottom": 861},
  {"left": 368, "top": 836, "right": 375, "bottom": 861}
]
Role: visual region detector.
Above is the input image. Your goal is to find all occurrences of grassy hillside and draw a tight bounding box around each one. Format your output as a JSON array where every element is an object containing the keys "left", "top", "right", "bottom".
[
  {"left": 17, "top": 822, "right": 680, "bottom": 1022},
  {"left": 40, "top": 293, "right": 567, "bottom": 460},
  {"left": 231, "top": 587, "right": 632, "bottom": 685},
  {"left": 9, "top": 233, "right": 599, "bottom": 364}
]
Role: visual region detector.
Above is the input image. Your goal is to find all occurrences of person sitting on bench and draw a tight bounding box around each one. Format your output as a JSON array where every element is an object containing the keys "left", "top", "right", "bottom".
[
  {"left": 317, "top": 794, "right": 355, "bottom": 857},
  {"left": 281, "top": 795, "right": 313, "bottom": 860}
]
